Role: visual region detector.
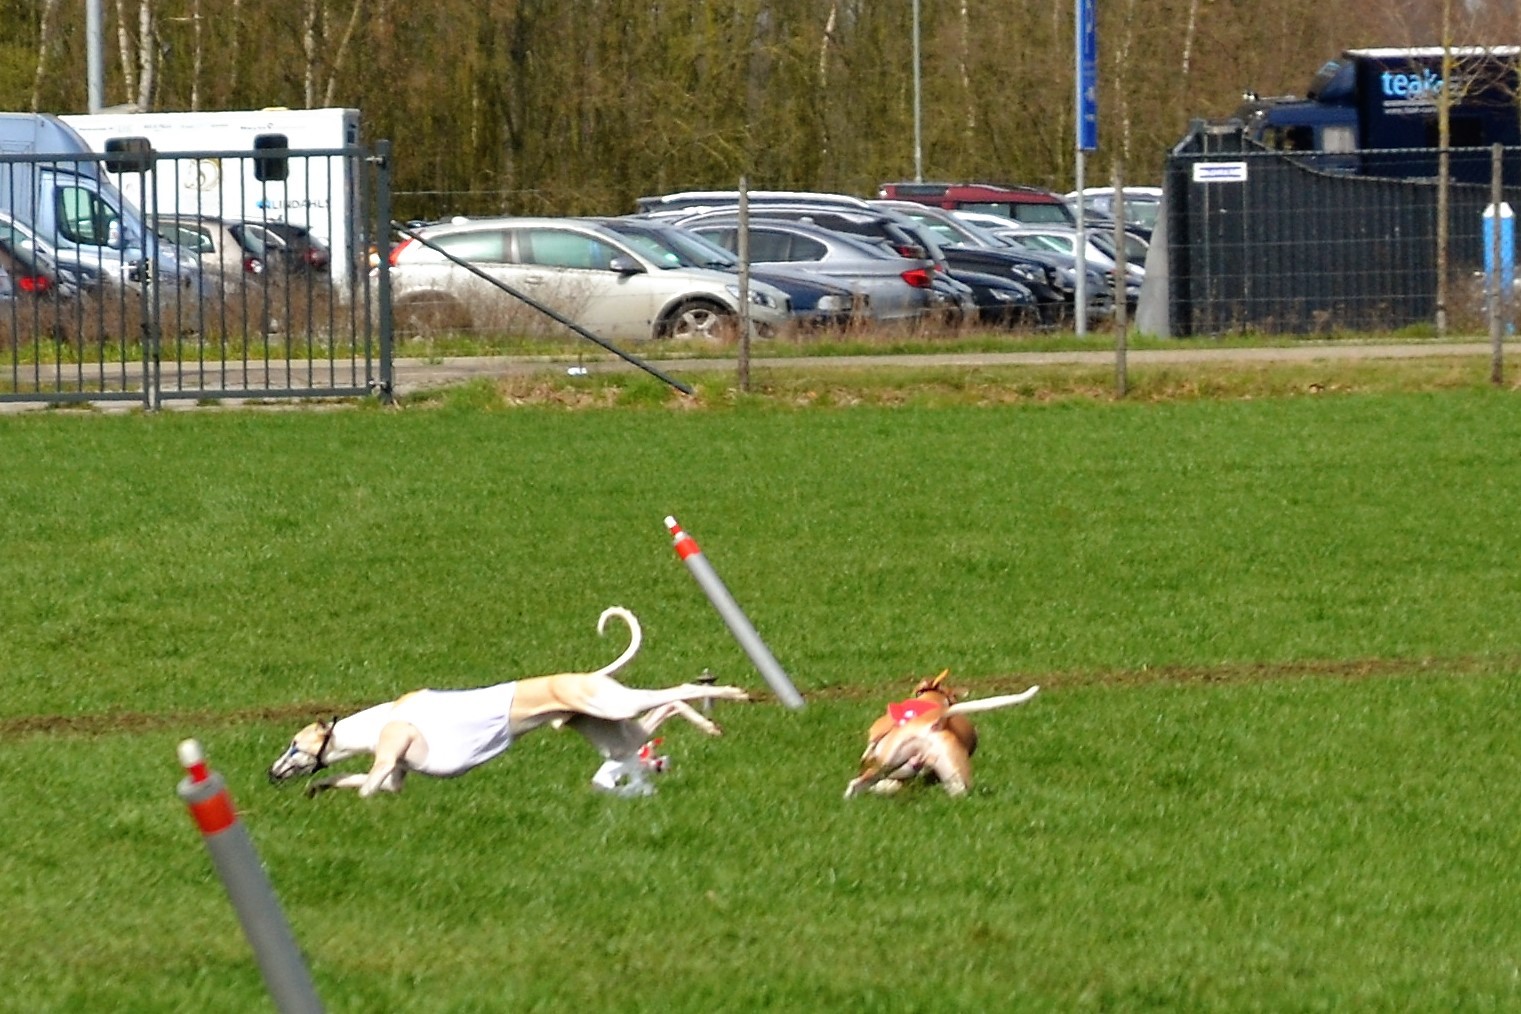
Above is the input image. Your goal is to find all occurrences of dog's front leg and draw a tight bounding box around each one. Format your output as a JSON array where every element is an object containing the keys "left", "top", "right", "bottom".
[
  {"left": 306, "top": 773, "right": 370, "bottom": 797},
  {"left": 356, "top": 723, "right": 421, "bottom": 797}
]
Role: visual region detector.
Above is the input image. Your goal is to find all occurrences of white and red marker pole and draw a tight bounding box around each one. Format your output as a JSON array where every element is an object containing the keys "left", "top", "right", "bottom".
[
  {"left": 665, "top": 515, "right": 805, "bottom": 710},
  {"left": 176, "top": 740, "right": 324, "bottom": 1014}
]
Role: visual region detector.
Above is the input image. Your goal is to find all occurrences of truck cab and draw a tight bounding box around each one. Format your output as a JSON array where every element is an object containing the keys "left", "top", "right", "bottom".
[{"left": 1235, "top": 47, "right": 1521, "bottom": 183}]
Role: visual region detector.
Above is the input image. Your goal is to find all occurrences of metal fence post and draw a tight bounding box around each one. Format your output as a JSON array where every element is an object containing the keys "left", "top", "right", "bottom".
[
  {"left": 374, "top": 139, "right": 395, "bottom": 404},
  {"left": 1489, "top": 143, "right": 1508, "bottom": 386},
  {"left": 1112, "top": 162, "right": 1128, "bottom": 398}
]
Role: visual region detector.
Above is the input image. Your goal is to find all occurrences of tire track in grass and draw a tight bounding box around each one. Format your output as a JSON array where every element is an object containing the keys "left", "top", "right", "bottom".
[{"left": 5, "top": 653, "right": 1518, "bottom": 739}]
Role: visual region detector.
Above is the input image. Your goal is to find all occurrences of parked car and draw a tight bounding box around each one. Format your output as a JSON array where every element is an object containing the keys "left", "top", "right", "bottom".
[
  {"left": 153, "top": 215, "right": 284, "bottom": 285},
  {"left": 0, "top": 212, "right": 79, "bottom": 298},
  {"left": 384, "top": 216, "right": 792, "bottom": 341},
  {"left": 871, "top": 200, "right": 1107, "bottom": 327},
  {"left": 635, "top": 190, "right": 875, "bottom": 217},
  {"left": 1065, "top": 186, "right": 1163, "bottom": 238},
  {"left": 876, "top": 181, "right": 1076, "bottom": 225},
  {"left": 668, "top": 205, "right": 987, "bottom": 324},
  {"left": 261, "top": 221, "right": 333, "bottom": 275},
  {"left": 999, "top": 227, "right": 1141, "bottom": 311},
  {"left": 673, "top": 216, "right": 938, "bottom": 323},
  {"left": 586, "top": 216, "right": 860, "bottom": 330}
]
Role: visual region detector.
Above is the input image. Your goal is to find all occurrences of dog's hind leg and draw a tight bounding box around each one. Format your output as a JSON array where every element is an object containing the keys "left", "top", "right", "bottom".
[
  {"left": 638, "top": 700, "right": 724, "bottom": 738},
  {"left": 563, "top": 676, "right": 749, "bottom": 723},
  {"left": 923, "top": 742, "right": 972, "bottom": 796}
]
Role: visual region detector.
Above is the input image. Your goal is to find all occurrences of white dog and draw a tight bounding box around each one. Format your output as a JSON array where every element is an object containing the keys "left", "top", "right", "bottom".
[{"left": 267, "top": 607, "right": 747, "bottom": 798}]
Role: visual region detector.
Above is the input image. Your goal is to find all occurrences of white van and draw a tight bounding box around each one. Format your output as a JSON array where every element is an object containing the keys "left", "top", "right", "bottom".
[{"left": 61, "top": 108, "right": 362, "bottom": 289}]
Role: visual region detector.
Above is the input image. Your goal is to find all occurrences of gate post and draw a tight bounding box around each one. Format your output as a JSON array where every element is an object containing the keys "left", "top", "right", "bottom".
[{"left": 374, "top": 139, "right": 395, "bottom": 404}]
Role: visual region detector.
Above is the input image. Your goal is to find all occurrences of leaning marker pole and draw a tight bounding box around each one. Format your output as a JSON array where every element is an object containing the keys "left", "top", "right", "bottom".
[
  {"left": 176, "top": 740, "right": 324, "bottom": 1014},
  {"left": 665, "top": 515, "right": 805, "bottom": 710}
]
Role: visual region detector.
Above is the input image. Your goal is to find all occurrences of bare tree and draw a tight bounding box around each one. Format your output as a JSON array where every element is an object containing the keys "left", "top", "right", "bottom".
[
  {"left": 116, "top": 0, "right": 139, "bottom": 105},
  {"left": 137, "top": 0, "right": 157, "bottom": 108}
]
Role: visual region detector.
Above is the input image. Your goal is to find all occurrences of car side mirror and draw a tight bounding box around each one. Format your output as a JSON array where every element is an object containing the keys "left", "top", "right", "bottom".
[{"left": 608, "top": 255, "right": 644, "bottom": 275}]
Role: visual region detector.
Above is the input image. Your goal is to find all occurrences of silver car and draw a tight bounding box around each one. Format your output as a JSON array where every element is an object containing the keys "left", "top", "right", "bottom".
[
  {"left": 386, "top": 216, "right": 791, "bottom": 341},
  {"left": 153, "top": 215, "right": 288, "bottom": 287},
  {"left": 674, "top": 216, "right": 934, "bottom": 322}
]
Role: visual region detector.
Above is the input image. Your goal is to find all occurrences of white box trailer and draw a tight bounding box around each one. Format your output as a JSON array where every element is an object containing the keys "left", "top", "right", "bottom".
[{"left": 60, "top": 108, "right": 364, "bottom": 289}]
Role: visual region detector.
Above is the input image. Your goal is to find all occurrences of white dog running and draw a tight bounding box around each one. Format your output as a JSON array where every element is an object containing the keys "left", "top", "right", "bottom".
[{"left": 267, "top": 607, "right": 747, "bottom": 798}]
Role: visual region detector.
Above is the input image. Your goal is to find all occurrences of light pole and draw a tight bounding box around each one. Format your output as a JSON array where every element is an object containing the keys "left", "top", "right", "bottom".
[
  {"left": 912, "top": 0, "right": 923, "bottom": 181},
  {"left": 86, "top": 0, "right": 104, "bottom": 111}
]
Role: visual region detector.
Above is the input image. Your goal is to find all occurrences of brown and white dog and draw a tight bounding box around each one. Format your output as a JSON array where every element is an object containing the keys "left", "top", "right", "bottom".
[
  {"left": 844, "top": 670, "right": 1039, "bottom": 798},
  {"left": 267, "top": 607, "right": 748, "bottom": 798}
]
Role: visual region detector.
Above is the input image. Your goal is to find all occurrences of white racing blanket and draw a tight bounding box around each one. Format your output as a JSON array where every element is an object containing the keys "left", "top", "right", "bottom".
[{"left": 346, "top": 682, "right": 519, "bottom": 777}]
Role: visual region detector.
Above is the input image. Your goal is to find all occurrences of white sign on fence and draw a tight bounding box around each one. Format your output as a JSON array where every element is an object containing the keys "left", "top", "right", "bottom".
[{"left": 1192, "top": 161, "right": 1249, "bottom": 183}]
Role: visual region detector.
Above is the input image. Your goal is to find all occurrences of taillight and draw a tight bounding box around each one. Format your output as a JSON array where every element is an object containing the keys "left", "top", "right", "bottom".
[
  {"left": 243, "top": 255, "right": 264, "bottom": 274},
  {"left": 388, "top": 238, "right": 416, "bottom": 266},
  {"left": 17, "top": 274, "right": 52, "bottom": 293},
  {"left": 900, "top": 267, "right": 933, "bottom": 288}
]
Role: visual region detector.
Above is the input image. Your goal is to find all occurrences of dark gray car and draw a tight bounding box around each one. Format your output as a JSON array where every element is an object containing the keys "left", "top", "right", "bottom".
[{"left": 675, "top": 216, "right": 935, "bottom": 323}]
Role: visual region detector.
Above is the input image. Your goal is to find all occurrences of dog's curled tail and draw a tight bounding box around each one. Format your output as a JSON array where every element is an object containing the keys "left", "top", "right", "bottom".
[
  {"left": 938, "top": 685, "right": 1040, "bottom": 724},
  {"left": 593, "top": 606, "right": 643, "bottom": 679}
]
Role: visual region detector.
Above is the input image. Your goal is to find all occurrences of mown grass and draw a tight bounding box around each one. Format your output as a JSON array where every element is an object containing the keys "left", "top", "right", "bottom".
[{"left": 3, "top": 382, "right": 1521, "bottom": 1011}]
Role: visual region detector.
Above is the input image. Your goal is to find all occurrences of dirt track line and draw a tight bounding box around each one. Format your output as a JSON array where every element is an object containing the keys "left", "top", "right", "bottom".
[{"left": 4, "top": 654, "right": 1515, "bottom": 740}]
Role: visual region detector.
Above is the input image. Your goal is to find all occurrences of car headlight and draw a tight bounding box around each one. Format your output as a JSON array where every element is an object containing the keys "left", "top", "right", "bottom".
[
  {"left": 726, "top": 283, "right": 779, "bottom": 310},
  {"left": 988, "top": 289, "right": 1017, "bottom": 303},
  {"left": 815, "top": 294, "right": 849, "bottom": 312}
]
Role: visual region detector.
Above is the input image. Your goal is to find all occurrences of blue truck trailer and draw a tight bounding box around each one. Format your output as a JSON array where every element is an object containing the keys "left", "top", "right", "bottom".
[{"left": 1235, "top": 46, "right": 1521, "bottom": 182}]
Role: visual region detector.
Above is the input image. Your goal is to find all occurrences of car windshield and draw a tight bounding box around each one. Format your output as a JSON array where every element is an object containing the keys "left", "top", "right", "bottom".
[{"left": 610, "top": 226, "right": 736, "bottom": 270}]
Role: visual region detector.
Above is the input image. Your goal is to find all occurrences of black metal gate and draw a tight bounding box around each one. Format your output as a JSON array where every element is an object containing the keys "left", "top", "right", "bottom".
[{"left": 1, "top": 135, "right": 391, "bottom": 408}]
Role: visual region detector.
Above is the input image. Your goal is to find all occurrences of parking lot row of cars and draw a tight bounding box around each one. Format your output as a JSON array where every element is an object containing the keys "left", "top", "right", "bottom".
[
  {"left": 0, "top": 209, "right": 332, "bottom": 304},
  {"left": 3, "top": 182, "right": 1155, "bottom": 345},
  {"left": 384, "top": 187, "right": 1155, "bottom": 342}
]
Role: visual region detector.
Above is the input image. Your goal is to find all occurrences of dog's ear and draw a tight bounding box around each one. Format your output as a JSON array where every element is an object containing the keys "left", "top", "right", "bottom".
[{"left": 913, "top": 669, "right": 952, "bottom": 695}]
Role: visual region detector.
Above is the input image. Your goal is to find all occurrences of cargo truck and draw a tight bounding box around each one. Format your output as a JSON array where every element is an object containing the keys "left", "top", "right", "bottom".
[{"left": 1235, "top": 46, "right": 1521, "bottom": 182}]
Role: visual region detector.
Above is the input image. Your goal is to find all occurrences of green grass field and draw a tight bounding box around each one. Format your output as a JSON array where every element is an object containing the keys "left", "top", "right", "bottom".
[{"left": 4, "top": 379, "right": 1521, "bottom": 1011}]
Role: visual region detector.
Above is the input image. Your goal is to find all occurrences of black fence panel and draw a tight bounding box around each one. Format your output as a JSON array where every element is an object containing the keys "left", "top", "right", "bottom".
[{"left": 1165, "top": 122, "right": 1520, "bottom": 336}]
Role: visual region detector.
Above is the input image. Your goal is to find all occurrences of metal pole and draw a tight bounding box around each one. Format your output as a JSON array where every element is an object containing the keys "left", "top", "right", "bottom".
[
  {"left": 86, "top": 0, "right": 105, "bottom": 112},
  {"left": 176, "top": 740, "right": 323, "bottom": 1014},
  {"left": 738, "top": 176, "right": 751, "bottom": 392},
  {"left": 665, "top": 516, "right": 804, "bottom": 710},
  {"left": 912, "top": 0, "right": 923, "bottom": 182},
  {"left": 1075, "top": 150, "right": 1087, "bottom": 336},
  {"left": 1490, "top": 143, "right": 1506, "bottom": 386},
  {"left": 375, "top": 140, "right": 395, "bottom": 403},
  {"left": 1112, "top": 163, "right": 1128, "bottom": 397}
]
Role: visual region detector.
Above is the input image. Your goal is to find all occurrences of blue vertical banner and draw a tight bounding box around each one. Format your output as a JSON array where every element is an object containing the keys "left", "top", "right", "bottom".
[{"left": 1077, "top": 0, "right": 1099, "bottom": 152}]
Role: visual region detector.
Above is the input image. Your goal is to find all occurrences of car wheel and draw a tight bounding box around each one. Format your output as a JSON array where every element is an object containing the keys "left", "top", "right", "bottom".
[
  {"left": 658, "top": 298, "right": 733, "bottom": 340},
  {"left": 393, "top": 293, "right": 471, "bottom": 335}
]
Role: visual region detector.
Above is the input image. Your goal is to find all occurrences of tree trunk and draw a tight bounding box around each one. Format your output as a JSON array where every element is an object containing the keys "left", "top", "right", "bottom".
[
  {"left": 324, "top": 0, "right": 367, "bottom": 107},
  {"left": 30, "top": 0, "right": 60, "bottom": 113},
  {"left": 116, "top": 0, "right": 139, "bottom": 106},
  {"left": 137, "top": 0, "right": 156, "bottom": 110}
]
